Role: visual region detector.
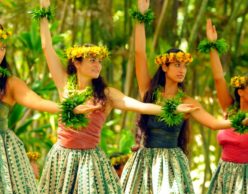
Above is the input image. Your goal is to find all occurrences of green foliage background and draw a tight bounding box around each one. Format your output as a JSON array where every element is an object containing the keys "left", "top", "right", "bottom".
[{"left": 1, "top": 0, "right": 248, "bottom": 193}]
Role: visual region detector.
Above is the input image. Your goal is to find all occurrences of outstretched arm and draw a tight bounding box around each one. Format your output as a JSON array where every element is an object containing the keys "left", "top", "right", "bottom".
[
  {"left": 40, "top": 0, "right": 67, "bottom": 91},
  {"left": 10, "top": 77, "right": 60, "bottom": 113},
  {"left": 206, "top": 19, "right": 233, "bottom": 111},
  {"left": 9, "top": 76, "right": 99, "bottom": 114},
  {"left": 107, "top": 87, "right": 198, "bottom": 115},
  {"left": 135, "top": 0, "right": 152, "bottom": 99},
  {"left": 185, "top": 97, "right": 237, "bottom": 130},
  {"left": 108, "top": 87, "right": 161, "bottom": 114}
]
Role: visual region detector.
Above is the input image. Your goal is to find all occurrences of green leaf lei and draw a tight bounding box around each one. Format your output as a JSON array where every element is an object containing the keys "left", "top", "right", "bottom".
[
  {"left": 30, "top": 6, "right": 55, "bottom": 21},
  {"left": 0, "top": 66, "right": 11, "bottom": 77},
  {"left": 230, "top": 111, "right": 248, "bottom": 134},
  {"left": 129, "top": 8, "right": 155, "bottom": 25},
  {"left": 198, "top": 38, "right": 229, "bottom": 55},
  {"left": 154, "top": 88, "right": 185, "bottom": 126},
  {"left": 60, "top": 75, "right": 93, "bottom": 130},
  {"left": 228, "top": 103, "right": 248, "bottom": 134},
  {"left": 227, "top": 103, "right": 239, "bottom": 118}
]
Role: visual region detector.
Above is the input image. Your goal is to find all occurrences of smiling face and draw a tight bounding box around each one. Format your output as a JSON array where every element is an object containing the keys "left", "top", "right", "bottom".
[
  {"left": 162, "top": 61, "right": 188, "bottom": 83},
  {"left": 74, "top": 57, "right": 102, "bottom": 79}
]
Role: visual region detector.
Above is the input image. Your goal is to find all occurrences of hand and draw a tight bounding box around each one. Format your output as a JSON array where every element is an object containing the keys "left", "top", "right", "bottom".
[
  {"left": 206, "top": 18, "right": 217, "bottom": 41},
  {"left": 40, "top": 0, "right": 50, "bottom": 8},
  {"left": 242, "top": 118, "right": 248, "bottom": 126},
  {"left": 131, "top": 144, "right": 142, "bottom": 152},
  {"left": 73, "top": 104, "right": 102, "bottom": 114},
  {"left": 176, "top": 104, "right": 200, "bottom": 113},
  {"left": 138, "top": 0, "right": 150, "bottom": 14}
]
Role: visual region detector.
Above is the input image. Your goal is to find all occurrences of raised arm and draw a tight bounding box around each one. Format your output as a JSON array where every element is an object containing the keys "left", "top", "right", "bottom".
[
  {"left": 135, "top": 0, "right": 152, "bottom": 99},
  {"left": 206, "top": 19, "right": 233, "bottom": 111},
  {"left": 40, "top": 0, "right": 67, "bottom": 90}
]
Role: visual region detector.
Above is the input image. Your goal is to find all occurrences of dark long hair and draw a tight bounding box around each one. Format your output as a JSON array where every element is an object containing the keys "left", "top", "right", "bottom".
[
  {"left": 234, "top": 73, "right": 248, "bottom": 108},
  {"left": 0, "top": 24, "right": 10, "bottom": 100},
  {"left": 66, "top": 44, "right": 107, "bottom": 105},
  {"left": 138, "top": 48, "right": 190, "bottom": 155},
  {"left": 234, "top": 88, "right": 241, "bottom": 107},
  {"left": 0, "top": 57, "right": 10, "bottom": 100},
  {"left": 232, "top": 75, "right": 248, "bottom": 110}
]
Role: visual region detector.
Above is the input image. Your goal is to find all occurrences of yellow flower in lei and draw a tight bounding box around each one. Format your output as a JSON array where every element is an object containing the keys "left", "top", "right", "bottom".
[
  {"left": 66, "top": 45, "right": 109, "bottom": 61},
  {"left": 176, "top": 52, "right": 184, "bottom": 62},
  {"left": 155, "top": 52, "right": 193, "bottom": 65},
  {"left": 0, "top": 29, "right": 12, "bottom": 41},
  {"left": 27, "top": 152, "right": 41, "bottom": 161},
  {"left": 155, "top": 56, "right": 162, "bottom": 65},
  {"left": 230, "top": 76, "right": 248, "bottom": 88},
  {"left": 111, "top": 154, "right": 131, "bottom": 166},
  {"left": 168, "top": 53, "right": 176, "bottom": 63},
  {"left": 185, "top": 53, "right": 193, "bottom": 63}
]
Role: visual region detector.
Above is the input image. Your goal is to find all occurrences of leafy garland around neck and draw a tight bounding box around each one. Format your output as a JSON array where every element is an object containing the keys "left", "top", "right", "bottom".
[
  {"left": 228, "top": 103, "right": 248, "bottom": 134},
  {"left": 60, "top": 75, "right": 94, "bottom": 130},
  {"left": 227, "top": 102, "right": 239, "bottom": 118},
  {"left": 154, "top": 87, "right": 185, "bottom": 126},
  {"left": 0, "top": 66, "right": 11, "bottom": 77}
]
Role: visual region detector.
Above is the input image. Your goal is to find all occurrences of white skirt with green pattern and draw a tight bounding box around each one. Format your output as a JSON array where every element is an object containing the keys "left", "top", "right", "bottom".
[
  {"left": 39, "top": 142, "right": 123, "bottom": 194},
  {"left": 208, "top": 159, "right": 248, "bottom": 194},
  {"left": 121, "top": 147, "right": 194, "bottom": 194},
  {"left": 0, "top": 129, "right": 38, "bottom": 194}
]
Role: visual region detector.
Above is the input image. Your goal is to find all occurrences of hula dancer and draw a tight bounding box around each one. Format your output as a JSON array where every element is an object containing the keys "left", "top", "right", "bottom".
[
  {"left": 203, "top": 19, "right": 248, "bottom": 194},
  {"left": 37, "top": 0, "right": 198, "bottom": 193},
  {"left": 120, "top": 1, "right": 248, "bottom": 194},
  {"left": 0, "top": 24, "right": 86, "bottom": 194}
]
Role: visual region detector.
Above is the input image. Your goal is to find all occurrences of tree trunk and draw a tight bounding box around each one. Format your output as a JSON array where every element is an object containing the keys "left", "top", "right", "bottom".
[
  {"left": 153, "top": 0, "right": 169, "bottom": 49},
  {"left": 188, "top": 0, "right": 209, "bottom": 51},
  {"left": 58, "top": 0, "right": 69, "bottom": 33}
]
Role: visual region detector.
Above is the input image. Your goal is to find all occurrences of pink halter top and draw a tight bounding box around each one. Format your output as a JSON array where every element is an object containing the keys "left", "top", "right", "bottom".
[
  {"left": 58, "top": 110, "right": 106, "bottom": 149},
  {"left": 217, "top": 128, "right": 248, "bottom": 163}
]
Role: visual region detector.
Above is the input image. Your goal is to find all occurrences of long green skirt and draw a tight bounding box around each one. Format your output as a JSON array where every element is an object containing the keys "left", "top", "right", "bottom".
[
  {"left": 39, "top": 143, "right": 123, "bottom": 194},
  {"left": 121, "top": 147, "right": 194, "bottom": 194},
  {"left": 208, "top": 159, "right": 248, "bottom": 194},
  {"left": 0, "top": 129, "right": 38, "bottom": 194}
]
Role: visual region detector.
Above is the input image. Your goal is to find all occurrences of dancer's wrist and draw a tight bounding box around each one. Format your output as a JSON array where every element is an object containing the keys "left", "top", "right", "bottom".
[
  {"left": 129, "top": 7, "right": 155, "bottom": 25},
  {"left": 198, "top": 38, "right": 229, "bottom": 55},
  {"left": 30, "top": 6, "right": 55, "bottom": 21}
]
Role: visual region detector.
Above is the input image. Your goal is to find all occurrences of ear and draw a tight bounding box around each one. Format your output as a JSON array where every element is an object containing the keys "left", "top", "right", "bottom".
[
  {"left": 161, "top": 64, "right": 168, "bottom": 72},
  {"left": 73, "top": 60, "right": 81, "bottom": 69},
  {"left": 237, "top": 89, "right": 243, "bottom": 97}
]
